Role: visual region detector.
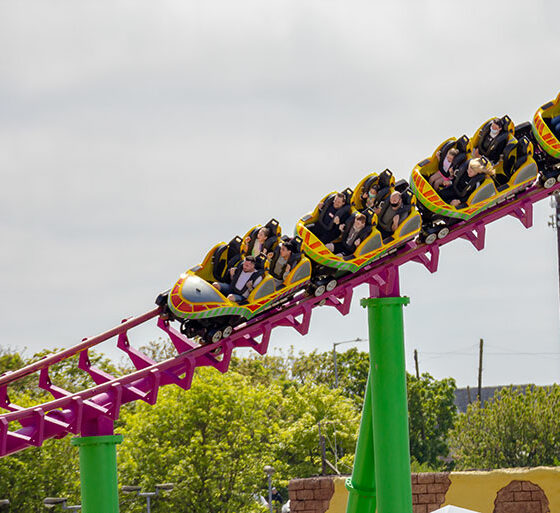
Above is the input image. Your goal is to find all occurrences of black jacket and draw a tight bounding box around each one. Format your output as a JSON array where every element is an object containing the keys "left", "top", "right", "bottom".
[{"left": 477, "top": 123, "right": 508, "bottom": 164}]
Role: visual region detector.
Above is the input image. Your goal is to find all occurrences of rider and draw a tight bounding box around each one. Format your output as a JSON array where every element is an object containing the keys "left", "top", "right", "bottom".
[
  {"left": 326, "top": 213, "right": 371, "bottom": 257},
  {"left": 212, "top": 256, "right": 263, "bottom": 302},
  {"left": 309, "top": 193, "right": 351, "bottom": 244}
]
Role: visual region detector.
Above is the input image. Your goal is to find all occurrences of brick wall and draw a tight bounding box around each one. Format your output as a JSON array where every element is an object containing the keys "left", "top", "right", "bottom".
[
  {"left": 289, "top": 473, "right": 450, "bottom": 513},
  {"left": 288, "top": 472, "right": 556, "bottom": 513},
  {"left": 494, "top": 480, "right": 549, "bottom": 513},
  {"left": 412, "top": 472, "right": 451, "bottom": 513},
  {"left": 288, "top": 476, "right": 335, "bottom": 513}
]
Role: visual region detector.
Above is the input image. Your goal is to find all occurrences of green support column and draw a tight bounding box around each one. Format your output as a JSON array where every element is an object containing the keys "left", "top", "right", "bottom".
[
  {"left": 363, "top": 296, "right": 412, "bottom": 513},
  {"left": 345, "top": 374, "right": 376, "bottom": 513},
  {"left": 71, "top": 434, "right": 123, "bottom": 513}
]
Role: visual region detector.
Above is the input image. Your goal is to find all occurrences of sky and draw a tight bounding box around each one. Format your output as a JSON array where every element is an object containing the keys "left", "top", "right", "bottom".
[{"left": 1, "top": 0, "right": 560, "bottom": 388}]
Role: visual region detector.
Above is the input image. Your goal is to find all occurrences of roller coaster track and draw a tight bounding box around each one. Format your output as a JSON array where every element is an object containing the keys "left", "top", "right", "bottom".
[{"left": 0, "top": 178, "right": 558, "bottom": 458}]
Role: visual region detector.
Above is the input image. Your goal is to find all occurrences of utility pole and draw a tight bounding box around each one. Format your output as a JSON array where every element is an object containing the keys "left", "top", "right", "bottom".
[
  {"left": 414, "top": 349, "right": 420, "bottom": 379},
  {"left": 548, "top": 191, "right": 560, "bottom": 325},
  {"left": 477, "top": 338, "right": 484, "bottom": 403}
]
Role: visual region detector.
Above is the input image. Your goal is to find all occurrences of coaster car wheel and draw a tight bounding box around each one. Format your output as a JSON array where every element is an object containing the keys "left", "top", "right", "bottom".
[
  {"left": 204, "top": 329, "right": 223, "bottom": 344},
  {"left": 314, "top": 284, "right": 326, "bottom": 297},
  {"left": 222, "top": 325, "right": 233, "bottom": 338},
  {"left": 424, "top": 232, "right": 437, "bottom": 245},
  {"left": 326, "top": 279, "right": 337, "bottom": 292},
  {"left": 437, "top": 227, "right": 450, "bottom": 239},
  {"left": 543, "top": 176, "right": 556, "bottom": 189}
]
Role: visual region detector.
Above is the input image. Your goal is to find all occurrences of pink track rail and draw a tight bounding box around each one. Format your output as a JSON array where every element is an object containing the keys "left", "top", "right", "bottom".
[{"left": 0, "top": 180, "right": 558, "bottom": 457}]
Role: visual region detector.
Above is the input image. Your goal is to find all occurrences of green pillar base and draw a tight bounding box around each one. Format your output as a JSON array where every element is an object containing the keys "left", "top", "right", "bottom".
[
  {"left": 345, "top": 478, "right": 376, "bottom": 512},
  {"left": 72, "top": 434, "right": 123, "bottom": 513}
]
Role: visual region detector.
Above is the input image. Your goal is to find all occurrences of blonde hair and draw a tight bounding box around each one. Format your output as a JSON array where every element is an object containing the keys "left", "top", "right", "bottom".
[{"left": 469, "top": 157, "right": 495, "bottom": 177}]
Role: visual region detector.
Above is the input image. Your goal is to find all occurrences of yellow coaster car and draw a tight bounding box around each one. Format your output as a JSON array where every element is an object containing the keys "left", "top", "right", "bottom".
[
  {"left": 533, "top": 92, "right": 560, "bottom": 160},
  {"left": 411, "top": 118, "right": 538, "bottom": 240},
  {"left": 532, "top": 92, "right": 560, "bottom": 187},
  {"left": 164, "top": 222, "right": 312, "bottom": 343},
  {"left": 295, "top": 172, "right": 422, "bottom": 277}
]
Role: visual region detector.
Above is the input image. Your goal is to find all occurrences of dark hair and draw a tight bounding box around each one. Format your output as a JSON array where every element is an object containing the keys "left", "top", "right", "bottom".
[
  {"left": 335, "top": 192, "right": 346, "bottom": 203},
  {"left": 355, "top": 213, "right": 367, "bottom": 223},
  {"left": 245, "top": 255, "right": 256, "bottom": 263},
  {"left": 282, "top": 242, "right": 294, "bottom": 253},
  {"left": 492, "top": 118, "right": 503, "bottom": 128}
]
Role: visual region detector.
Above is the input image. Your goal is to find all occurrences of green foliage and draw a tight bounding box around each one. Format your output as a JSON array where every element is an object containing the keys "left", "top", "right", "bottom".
[
  {"left": 230, "top": 353, "right": 293, "bottom": 388},
  {"left": 273, "top": 383, "right": 360, "bottom": 480},
  {"left": 117, "top": 366, "right": 360, "bottom": 512},
  {"left": 407, "top": 373, "right": 457, "bottom": 469},
  {"left": 449, "top": 385, "right": 560, "bottom": 470},
  {"left": 232, "top": 347, "right": 369, "bottom": 405},
  {"left": 118, "top": 368, "right": 284, "bottom": 513},
  {"left": 234, "top": 348, "right": 457, "bottom": 470},
  {"left": 0, "top": 425, "right": 80, "bottom": 512},
  {"left": 0, "top": 348, "right": 119, "bottom": 512}
]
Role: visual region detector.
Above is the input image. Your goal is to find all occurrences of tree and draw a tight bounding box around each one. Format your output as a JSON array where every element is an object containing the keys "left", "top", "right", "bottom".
[
  {"left": 0, "top": 348, "right": 122, "bottom": 512},
  {"left": 233, "top": 348, "right": 457, "bottom": 469},
  {"left": 232, "top": 347, "right": 369, "bottom": 404},
  {"left": 273, "top": 383, "right": 360, "bottom": 479},
  {"left": 0, "top": 410, "right": 80, "bottom": 512},
  {"left": 407, "top": 373, "right": 457, "bottom": 469},
  {"left": 117, "top": 367, "right": 284, "bottom": 513},
  {"left": 449, "top": 385, "right": 560, "bottom": 470}
]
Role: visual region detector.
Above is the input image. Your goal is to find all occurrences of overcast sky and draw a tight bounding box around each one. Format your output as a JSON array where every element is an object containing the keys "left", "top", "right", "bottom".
[{"left": 1, "top": 0, "right": 560, "bottom": 388}]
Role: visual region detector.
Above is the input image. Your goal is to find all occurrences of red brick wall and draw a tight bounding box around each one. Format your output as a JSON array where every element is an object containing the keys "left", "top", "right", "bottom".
[
  {"left": 412, "top": 472, "right": 451, "bottom": 513},
  {"left": 288, "top": 476, "right": 335, "bottom": 513},
  {"left": 288, "top": 473, "right": 450, "bottom": 513},
  {"left": 493, "top": 480, "right": 550, "bottom": 513},
  {"left": 289, "top": 472, "right": 555, "bottom": 513}
]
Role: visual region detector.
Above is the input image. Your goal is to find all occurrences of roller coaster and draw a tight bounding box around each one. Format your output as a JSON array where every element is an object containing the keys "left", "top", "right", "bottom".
[{"left": 1, "top": 92, "right": 559, "bottom": 461}]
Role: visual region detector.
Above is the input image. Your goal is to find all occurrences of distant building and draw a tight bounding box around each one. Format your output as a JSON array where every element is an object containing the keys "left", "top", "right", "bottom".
[{"left": 454, "top": 385, "right": 532, "bottom": 412}]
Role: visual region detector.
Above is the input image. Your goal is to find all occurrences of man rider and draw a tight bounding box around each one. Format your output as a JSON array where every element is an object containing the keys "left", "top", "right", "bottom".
[
  {"left": 326, "top": 213, "right": 370, "bottom": 257},
  {"left": 212, "top": 256, "right": 262, "bottom": 302},
  {"left": 376, "top": 192, "right": 407, "bottom": 239},
  {"left": 309, "top": 192, "right": 351, "bottom": 244}
]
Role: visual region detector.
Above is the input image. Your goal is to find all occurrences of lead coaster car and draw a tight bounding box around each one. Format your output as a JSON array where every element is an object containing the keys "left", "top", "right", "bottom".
[
  {"left": 410, "top": 133, "right": 539, "bottom": 241},
  {"left": 532, "top": 92, "right": 560, "bottom": 187},
  {"left": 163, "top": 226, "right": 312, "bottom": 344},
  {"left": 295, "top": 174, "right": 422, "bottom": 279}
]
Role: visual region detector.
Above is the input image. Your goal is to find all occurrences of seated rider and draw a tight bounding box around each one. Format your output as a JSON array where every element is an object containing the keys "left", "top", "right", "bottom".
[
  {"left": 212, "top": 255, "right": 263, "bottom": 303},
  {"left": 245, "top": 227, "right": 272, "bottom": 258},
  {"left": 269, "top": 240, "right": 297, "bottom": 288},
  {"left": 361, "top": 183, "right": 379, "bottom": 209},
  {"left": 375, "top": 192, "right": 408, "bottom": 240},
  {"left": 549, "top": 114, "right": 560, "bottom": 139},
  {"left": 438, "top": 158, "right": 495, "bottom": 207},
  {"left": 309, "top": 192, "right": 351, "bottom": 244},
  {"left": 326, "top": 213, "right": 371, "bottom": 257},
  {"left": 473, "top": 118, "right": 508, "bottom": 164},
  {"left": 430, "top": 147, "right": 460, "bottom": 189}
]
